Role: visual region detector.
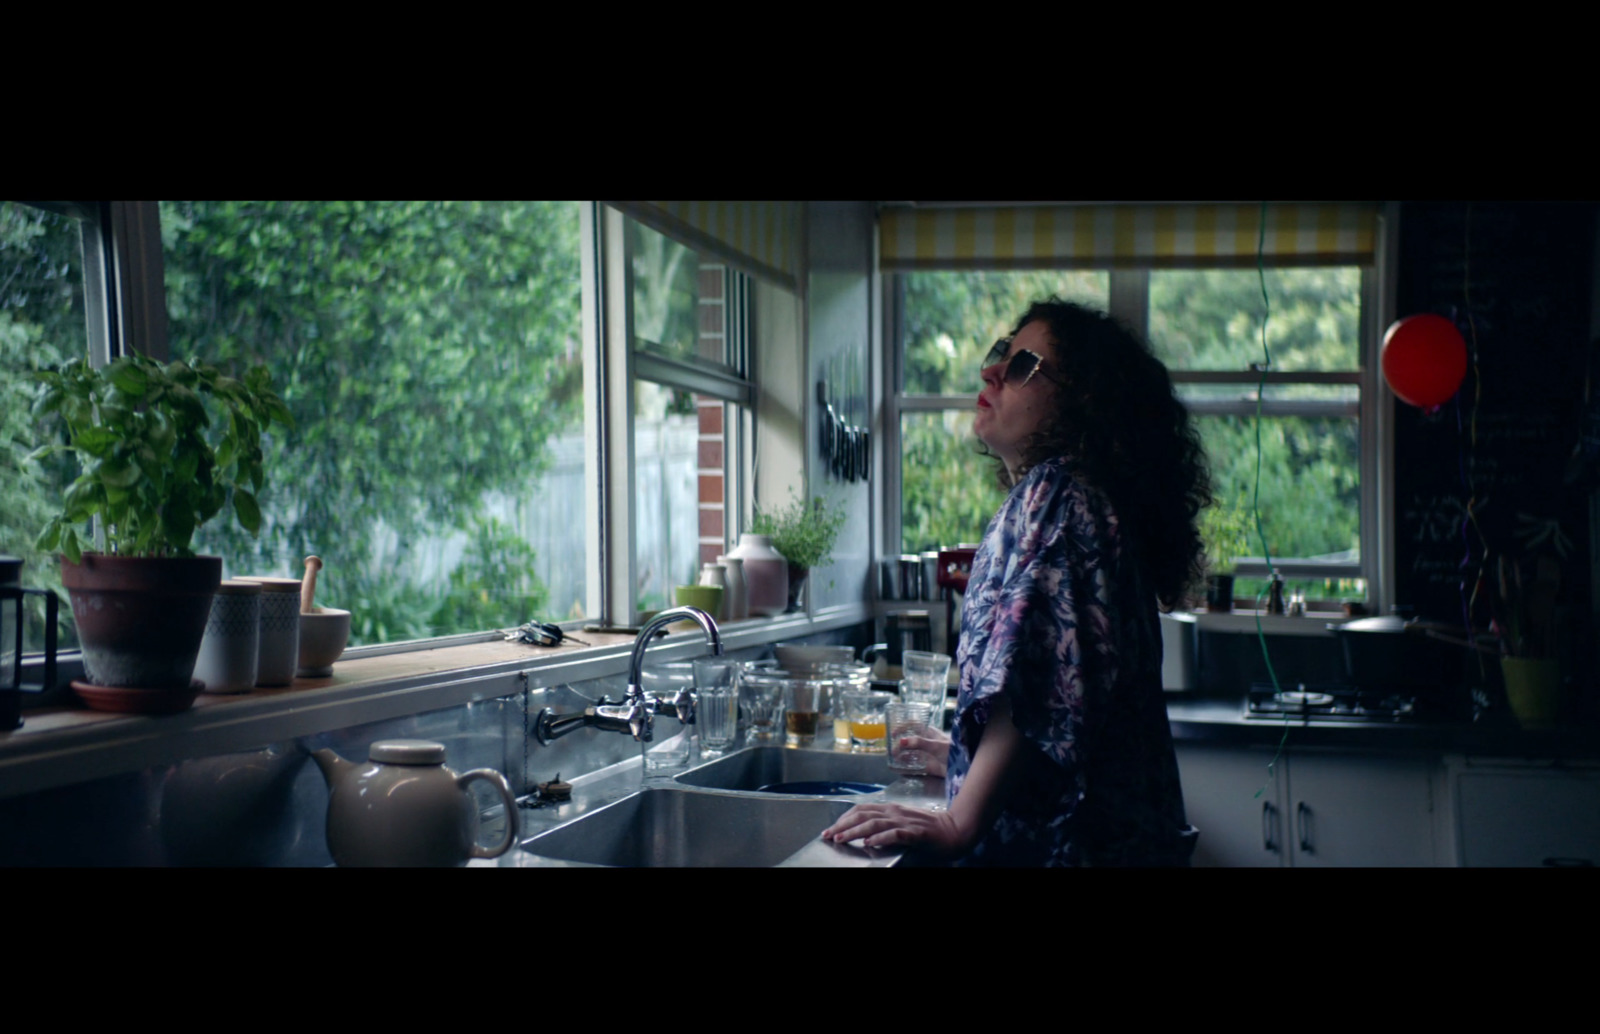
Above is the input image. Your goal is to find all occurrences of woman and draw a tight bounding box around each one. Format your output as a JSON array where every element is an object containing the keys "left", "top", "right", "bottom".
[{"left": 823, "top": 299, "right": 1211, "bottom": 866}]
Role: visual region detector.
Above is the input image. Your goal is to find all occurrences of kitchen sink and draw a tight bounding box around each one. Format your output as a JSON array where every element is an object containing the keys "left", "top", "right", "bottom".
[
  {"left": 517, "top": 786, "right": 883, "bottom": 867},
  {"left": 674, "top": 745, "right": 895, "bottom": 793}
]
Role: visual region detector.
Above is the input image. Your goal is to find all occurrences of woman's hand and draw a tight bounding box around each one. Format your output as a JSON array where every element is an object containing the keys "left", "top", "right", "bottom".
[
  {"left": 897, "top": 726, "right": 950, "bottom": 778},
  {"left": 821, "top": 802, "right": 968, "bottom": 855}
]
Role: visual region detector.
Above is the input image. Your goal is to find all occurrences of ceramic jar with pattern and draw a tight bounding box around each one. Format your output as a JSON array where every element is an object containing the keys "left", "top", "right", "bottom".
[
  {"left": 193, "top": 579, "right": 262, "bottom": 694},
  {"left": 240, "top": 577, "right": 301, "bottom": 687}
]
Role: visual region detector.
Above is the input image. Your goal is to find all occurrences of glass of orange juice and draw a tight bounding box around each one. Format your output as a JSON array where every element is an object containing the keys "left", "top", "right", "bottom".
[{"left": 844, "top": 690, "right": 893, "bottom": 753}]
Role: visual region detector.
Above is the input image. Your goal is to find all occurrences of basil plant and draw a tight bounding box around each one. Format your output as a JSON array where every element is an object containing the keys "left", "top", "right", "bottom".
[{"left": 31, "top": 353, "right": 293, "bottom": 562}]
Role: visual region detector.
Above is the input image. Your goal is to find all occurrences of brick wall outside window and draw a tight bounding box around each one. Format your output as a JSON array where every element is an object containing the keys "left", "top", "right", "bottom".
[{"left": 697, "top": 264, "right": 726, "bottom": 567}]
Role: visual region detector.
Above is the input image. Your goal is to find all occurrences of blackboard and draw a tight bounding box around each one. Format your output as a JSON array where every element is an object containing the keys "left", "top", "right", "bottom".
[{"left": 1392, "top": 202, "right": 1595, "bottom": 631}]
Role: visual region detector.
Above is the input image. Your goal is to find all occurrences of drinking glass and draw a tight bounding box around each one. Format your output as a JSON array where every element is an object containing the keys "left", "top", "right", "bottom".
[
  {"left": 901, "top": 650, "right": 951, "bottom": 685},
  {"left": 641, "top": 726, "right": 693, "bottom": 777},
  {"left": 783, "top": 679, "right": 823, "bottom": 747},
  {"left": 844, "top": 689, "right": 893, "bottom": 753},
  {"left": 694, "top": 657, "right": 741, "bottom": 757},
  {"left": 898, "top": 677, "right": 945, "bottom": 730},
  {"left": 739, "top": 668, "right": 785, "bottom": 744},
  {"left": 887, "top": 700, "right": 936, "bottom": 773}
]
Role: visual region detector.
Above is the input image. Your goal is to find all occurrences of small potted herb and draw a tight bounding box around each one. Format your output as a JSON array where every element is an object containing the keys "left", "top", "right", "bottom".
[
  {"left": 750, "top": 493, "right": 846, "bottom": 612},
  {"left": 31, "top": 353, "right": 292, "bottom": 693},
  {"left": 1199, "top": 502, "right": 1252, "bottom": 613}
]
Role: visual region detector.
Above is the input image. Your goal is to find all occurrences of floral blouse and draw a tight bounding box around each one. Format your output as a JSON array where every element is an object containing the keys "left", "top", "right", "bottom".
[{"left": 946, "top": 457, "right": 1191, "bottom": 866}]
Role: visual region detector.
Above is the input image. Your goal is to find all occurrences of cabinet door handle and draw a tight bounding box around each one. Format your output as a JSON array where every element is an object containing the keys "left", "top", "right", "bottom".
[
  {"left": 1262, "top": 801, "right": 1279, "bottom": 854},
  {"left": 1297, "top": 801, "right": 1314, "bottom": 854}
]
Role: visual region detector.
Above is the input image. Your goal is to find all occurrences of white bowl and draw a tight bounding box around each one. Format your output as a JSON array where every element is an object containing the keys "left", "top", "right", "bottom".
[
  {"left": 298, "top": 608, "right": 351, "bottom": 678},
  {"left": 774, "top": 643, "right": 856, "bottom": 674}
]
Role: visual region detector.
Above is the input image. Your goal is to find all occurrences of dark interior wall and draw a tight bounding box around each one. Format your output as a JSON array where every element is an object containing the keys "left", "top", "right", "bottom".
[{"left": 1392, "top": 201, "right": 1597, "bottom": 705}]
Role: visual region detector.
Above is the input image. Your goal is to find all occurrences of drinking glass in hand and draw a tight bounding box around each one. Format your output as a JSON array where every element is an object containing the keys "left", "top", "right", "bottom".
[{"left": 887, "top": 700, "right": 936, "bottom": 773}]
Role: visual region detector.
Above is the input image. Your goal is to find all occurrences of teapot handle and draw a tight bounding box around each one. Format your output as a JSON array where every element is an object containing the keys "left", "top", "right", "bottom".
[{"left": 458, "top": 768, "right": 518, "bottom": 859}]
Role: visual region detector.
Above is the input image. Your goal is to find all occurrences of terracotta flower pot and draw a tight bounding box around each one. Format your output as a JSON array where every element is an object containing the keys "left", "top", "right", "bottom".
[{"left": 61, "top": 554, "right": 222, "bottom": 689}]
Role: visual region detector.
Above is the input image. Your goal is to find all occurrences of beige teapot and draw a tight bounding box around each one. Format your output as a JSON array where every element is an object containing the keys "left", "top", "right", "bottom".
[{"left": 312, "top": 739, "right": 518, "bottom": 867}]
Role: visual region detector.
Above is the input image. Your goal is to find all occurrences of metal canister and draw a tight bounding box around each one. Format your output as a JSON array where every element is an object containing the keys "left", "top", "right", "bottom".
[
  {"left": 898, "top": 555, "right": 922, "bottom": 601},
  {"left": 920, "top": 551, "right": 941, "bottom": 601}
]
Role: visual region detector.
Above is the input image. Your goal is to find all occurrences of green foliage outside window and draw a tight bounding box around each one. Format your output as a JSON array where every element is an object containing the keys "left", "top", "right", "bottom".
[
  {"left": 1152, "top": 269, "right": 1361, "bottom": 563},
  {"left": 1, "top": 202, "right": 89, "bottom": 648},
  {"left": 162, "top": 201, "right": 584, "bottom": 644}
]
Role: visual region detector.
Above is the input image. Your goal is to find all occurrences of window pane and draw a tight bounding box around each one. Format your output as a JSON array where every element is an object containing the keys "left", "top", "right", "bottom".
[
  {"left": 1180, "top": 382, "right": 1359, "bottom": 404},
  {"left": 901, "top": 270, "right": 1109, "bottom": 395},
  {"left": 629, "top": 222, "right": 728, "bottom": 369},
  {"left": 1198, "top": 414, "right": 1360, "bottom": 563},
  {"left": 163, "top": 201, "right": 588, "bottom": 643},
  {"left": 634, "top": 383, "right": 718, "bottom": 614},
  {"left": 1148, "top": 267, "right": 1360, "bottom": 372},
  {"left": 900, "top": 409, "right": 1005, "bottom": 554},
  {"left": 1, "top": 201, "right": 87, "bottom": 651}
]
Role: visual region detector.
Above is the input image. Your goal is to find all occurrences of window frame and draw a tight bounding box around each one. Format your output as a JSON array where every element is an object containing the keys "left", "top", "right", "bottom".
[
  {"left": 622, "top": 212, "right": 753, "bottom": 619},
  {"left": 592, "top": 203, "right": 756, "bottom": 626}
]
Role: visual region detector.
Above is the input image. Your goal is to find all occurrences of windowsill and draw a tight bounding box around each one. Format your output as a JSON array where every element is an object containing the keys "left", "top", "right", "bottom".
[
  {"left": 0, "top": 604, "right": 874, "bottom": 800},
  {"left": 1184, "top": 609, "right": 1349, "bottom": 637}
]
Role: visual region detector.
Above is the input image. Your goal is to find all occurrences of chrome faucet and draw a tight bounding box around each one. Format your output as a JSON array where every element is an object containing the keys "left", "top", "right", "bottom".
[{"left": 533, "top": 606, "right": 722, "bottom": 746}]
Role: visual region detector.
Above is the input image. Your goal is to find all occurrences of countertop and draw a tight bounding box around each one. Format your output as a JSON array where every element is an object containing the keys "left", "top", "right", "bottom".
[{"left": 1163, "top": 695, "right": 1600, "bottom": 758}]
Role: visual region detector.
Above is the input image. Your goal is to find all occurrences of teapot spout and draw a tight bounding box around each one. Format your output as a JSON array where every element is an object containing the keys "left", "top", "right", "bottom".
[{"left": 311, "top": 747, "right": 353, "bottom": 788}]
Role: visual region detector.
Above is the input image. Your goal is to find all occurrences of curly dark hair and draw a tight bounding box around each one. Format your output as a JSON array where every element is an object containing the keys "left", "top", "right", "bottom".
[{"left": 989, "top": 298, "right": 1213, "bottom": 611}]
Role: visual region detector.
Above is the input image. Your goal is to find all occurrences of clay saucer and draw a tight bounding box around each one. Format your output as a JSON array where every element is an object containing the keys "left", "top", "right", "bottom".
[{"left": 71, "top": 679, "right": 204, "bottom": 715}]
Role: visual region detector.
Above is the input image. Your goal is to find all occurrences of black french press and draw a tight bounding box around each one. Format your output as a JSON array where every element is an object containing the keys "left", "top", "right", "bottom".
[{"left": 2, "top": 556, "right": 59, "bottom": 731}]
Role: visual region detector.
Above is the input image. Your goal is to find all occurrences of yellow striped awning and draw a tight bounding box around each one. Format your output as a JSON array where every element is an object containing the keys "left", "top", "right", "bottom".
[
  {"left": 607, "top": 201, "right": 802, "bottom": 290},
  {"left": 878, "top": 202, "right": 1380, "bottom": 270}
]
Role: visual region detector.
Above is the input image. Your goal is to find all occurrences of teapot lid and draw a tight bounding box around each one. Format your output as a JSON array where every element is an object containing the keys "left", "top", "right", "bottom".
[{"left": 369, "top": 739, "right": 447, "bottom": 765}]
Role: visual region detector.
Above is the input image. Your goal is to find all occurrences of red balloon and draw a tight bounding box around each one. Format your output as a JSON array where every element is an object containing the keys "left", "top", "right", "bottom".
[{"left": 1381, "top": 314, "right": 1468, "bottom": 410}]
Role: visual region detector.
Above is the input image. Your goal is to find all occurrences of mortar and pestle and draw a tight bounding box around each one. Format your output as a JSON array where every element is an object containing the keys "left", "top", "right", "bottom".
[{"left": 297, "top": 555, "right": 351, "bottom": 678}]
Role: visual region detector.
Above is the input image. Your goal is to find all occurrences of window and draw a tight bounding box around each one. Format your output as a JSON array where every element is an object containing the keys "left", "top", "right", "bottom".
[
  {"left": 882, "top": 202, "right": 1382, "bottom": 607},
  {"left": 624, "top": 217, "right": 751, "bottom": 615},
  {"left": 891, "top": 269, "right": 1107, "bottom": 555},
  {"left": 1, "top": 201, "right": 106, "bottom": 652},
  {"left": 1147, "top": 267, "right": 1368, "bottom": 603},
  {"left": 161, "top": 201, "right": 589, "bottom": 644},
  {"left": 5, "top": 198, "right": 794, "bottom": 668}
]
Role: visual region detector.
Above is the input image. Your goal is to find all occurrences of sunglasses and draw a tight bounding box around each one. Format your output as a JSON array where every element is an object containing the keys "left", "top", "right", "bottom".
[{"left": 982, "top": 337, "right": 1053, "bottom": 388}]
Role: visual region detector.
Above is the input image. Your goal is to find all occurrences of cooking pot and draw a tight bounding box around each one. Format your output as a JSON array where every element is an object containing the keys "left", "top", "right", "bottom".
[{"left": 1327, "top": 616, "right": 1468, "bottom": 700}]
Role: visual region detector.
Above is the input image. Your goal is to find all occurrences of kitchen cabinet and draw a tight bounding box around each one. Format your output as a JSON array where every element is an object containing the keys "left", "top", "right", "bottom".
[
  {"left": 1448, "top": 756, "right": 1600, "bottom": 867},
  {"left": 1176, "top": 742, "right": 1443, "bottom": 867}
]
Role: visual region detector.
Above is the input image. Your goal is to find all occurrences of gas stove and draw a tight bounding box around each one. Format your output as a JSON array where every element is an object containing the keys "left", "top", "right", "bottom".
[{"left": 1244, "top": 682, "right": 1422, "bottom": 723}]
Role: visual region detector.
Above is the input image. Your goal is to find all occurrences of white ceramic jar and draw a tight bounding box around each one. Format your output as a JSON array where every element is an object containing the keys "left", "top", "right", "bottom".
[
  {"left": 193, "top": 579, "right": 261, "bottom": 694},
  {"left": 716, "top": 554, "right": 747, "bottom": 621},
  {"left": 728, "top": 533, "right": 788, "bottom": 617},
  {"left": 696, "top": 563, "right": 728, "bottom": 620},
  {"left": 240, "top": 577, "right": 301, "bottom": 687}
]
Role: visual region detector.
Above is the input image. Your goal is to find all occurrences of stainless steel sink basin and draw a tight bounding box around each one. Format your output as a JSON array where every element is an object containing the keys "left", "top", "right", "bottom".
[
  {"left": 674, "top": 745, "right": 895, "bottom": 793},
  {"left": 518, "top": 786, "right": 877, "bottom": 867}
]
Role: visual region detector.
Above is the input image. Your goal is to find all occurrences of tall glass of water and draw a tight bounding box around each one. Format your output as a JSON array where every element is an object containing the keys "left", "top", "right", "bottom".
[
  {"left": 694, "top": 657, "right": 741, "bottom": 757},
  {"left": 900, "top": 649, "right": 951, "bottom": 731}
]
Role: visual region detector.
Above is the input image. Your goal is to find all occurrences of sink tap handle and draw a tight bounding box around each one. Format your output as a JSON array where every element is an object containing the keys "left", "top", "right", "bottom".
[
  {"left": 672, "top": 686, "right": 696, "bottom": 726},
  {"left": 628, "top": 699, "right": 653, "bottom": 742}
]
